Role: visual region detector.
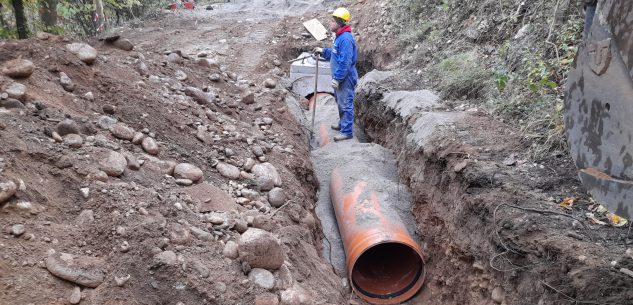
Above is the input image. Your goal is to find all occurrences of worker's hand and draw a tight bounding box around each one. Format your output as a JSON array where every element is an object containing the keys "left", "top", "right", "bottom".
[
  {"left": 313, "top": 47, "right": 324, "bottom": 55},
  {"left": 332, "top": 79, "right": 340, "bottom": 89}
]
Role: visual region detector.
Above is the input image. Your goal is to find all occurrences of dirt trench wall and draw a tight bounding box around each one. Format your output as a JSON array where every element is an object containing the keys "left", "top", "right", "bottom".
[{"left": 355, "top": 70, "right": 633, "bottom": 305}]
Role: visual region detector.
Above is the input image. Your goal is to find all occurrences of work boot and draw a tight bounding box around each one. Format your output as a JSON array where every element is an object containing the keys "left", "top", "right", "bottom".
[
  {"left": 333, "top": 134, "right": 353, "bottom": 142},
  {"left": 331, "top": 123, "right": 341, "bottom": 131}
]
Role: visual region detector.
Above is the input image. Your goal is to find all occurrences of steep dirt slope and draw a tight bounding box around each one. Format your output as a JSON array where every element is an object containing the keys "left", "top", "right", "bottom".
[{"left": 0, "top": 3, "right": 347, "bottom": 305}]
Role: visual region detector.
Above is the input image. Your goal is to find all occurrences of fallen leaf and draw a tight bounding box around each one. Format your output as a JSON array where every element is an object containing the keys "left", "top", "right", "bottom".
[
  {"left": 586, "top": 212, "right": 607, "bottom": 225},
  {"left": 607, "top": 213, "right": 628, "bottom": 227},
  {"left": 560, "top": 197, "right": 576, "bottom": 209},
  {"left": 596, "top": 205, "right": 608, "bottom": 214}
]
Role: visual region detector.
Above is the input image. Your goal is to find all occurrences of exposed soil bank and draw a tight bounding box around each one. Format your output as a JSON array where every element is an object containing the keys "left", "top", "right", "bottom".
[{"left": 355, "top": 70, "right": 633, "bottom": 305}]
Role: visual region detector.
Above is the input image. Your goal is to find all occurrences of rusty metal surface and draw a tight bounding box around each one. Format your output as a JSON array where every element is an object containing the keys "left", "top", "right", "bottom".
[
  {"left": 565, "top": 0, "right": 633, "bottom": 219},
  {"left": 579, "top": 169, "right": 633, "bottom": 218}
]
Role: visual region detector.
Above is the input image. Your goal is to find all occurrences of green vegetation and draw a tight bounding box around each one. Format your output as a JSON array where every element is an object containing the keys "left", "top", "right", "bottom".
[
  {"left": 398, "top": 22, "right": 432, "bottom": 46},
  {"left": 396, "top": 0, "right": 584, "bottom": 159},
  {"left": 435, "top": 51, "right": 492, "bottom": 100},
  {"left": 0, "top": 0, "right": 172, "bottom": 38}
]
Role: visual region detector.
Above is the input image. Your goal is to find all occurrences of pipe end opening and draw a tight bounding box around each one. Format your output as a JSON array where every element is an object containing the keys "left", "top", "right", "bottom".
[{"left": 351, "top": 242, "right": 424, "bottom": 302}]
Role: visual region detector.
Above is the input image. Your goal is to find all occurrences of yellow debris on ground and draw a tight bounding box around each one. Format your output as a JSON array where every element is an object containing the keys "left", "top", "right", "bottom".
[
  {"left": 559, "top": 197, "right": 576, "bottom": 209},
  {"left": 607, "top": 213, "right": 628, "bottom": 227}
]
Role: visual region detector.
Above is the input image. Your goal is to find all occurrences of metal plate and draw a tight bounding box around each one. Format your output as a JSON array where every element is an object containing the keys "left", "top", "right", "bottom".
[
  {"left": 579, "top": 169, "right": 633, "bottom": 219},
  {"left": 604, "top": 0, "right": 633, "bottom": 78},
  {"left": 565, "top": 0, "right": 633, "bottom": 217}
]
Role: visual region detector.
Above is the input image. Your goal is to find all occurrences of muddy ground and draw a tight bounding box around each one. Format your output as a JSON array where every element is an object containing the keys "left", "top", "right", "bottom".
[{"left": 1, "top": 0, "right": 632, "bottom": 305}]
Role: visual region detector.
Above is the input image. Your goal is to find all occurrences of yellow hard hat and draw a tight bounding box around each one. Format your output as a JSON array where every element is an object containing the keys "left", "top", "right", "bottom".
[{"left": 332, "top": 7, "right": 351, "bottom": 22}]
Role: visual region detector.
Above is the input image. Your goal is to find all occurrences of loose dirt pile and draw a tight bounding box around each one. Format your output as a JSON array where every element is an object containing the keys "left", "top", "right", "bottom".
[{"left": 0, "top": 3, "right": 348, "bottom": 305}]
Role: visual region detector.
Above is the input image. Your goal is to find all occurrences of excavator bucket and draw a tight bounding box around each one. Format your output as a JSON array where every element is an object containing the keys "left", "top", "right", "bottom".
[{"left": 565, "top": 0, "right": 633, "bottom": 219}]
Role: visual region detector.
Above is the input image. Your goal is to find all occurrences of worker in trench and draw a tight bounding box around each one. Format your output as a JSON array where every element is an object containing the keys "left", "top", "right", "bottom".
[{"left": 314, "top": 7, "right": 358, "bottom": 142}]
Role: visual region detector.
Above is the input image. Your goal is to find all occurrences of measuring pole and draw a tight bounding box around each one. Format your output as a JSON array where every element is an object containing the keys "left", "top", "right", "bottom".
[{"left": 311, "top": 53, "right": 319, "bottom": 139}]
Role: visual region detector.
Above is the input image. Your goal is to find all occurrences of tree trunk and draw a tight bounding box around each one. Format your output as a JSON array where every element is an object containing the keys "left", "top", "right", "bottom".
[
  {"left": 11, "top": 0, "right": 28, "bottom": 39},
  {"left": 0, "top": 4, "right": 7, "bottom": 30},
  {"left": 40, "top": 0, "right": 58, "bottom": 28},
  {"left": 93, "top": 0, "right": 105, "bottom": 33}
]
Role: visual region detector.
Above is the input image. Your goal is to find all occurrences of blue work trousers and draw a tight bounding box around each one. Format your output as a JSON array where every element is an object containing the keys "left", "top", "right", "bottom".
[{"left": 334, "top": 78, "right": 357, "bottom": 136}]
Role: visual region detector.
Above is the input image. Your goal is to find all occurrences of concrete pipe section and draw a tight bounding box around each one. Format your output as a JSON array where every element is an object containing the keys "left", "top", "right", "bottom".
[
  {"left": 285, "top": 86, "right": 426, "bottom": 303},
  {"left": 289, "top": 52, "right": 334, "bottom": 98}
]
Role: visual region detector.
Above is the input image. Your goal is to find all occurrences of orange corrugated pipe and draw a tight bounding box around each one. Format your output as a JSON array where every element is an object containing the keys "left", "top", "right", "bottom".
[
  {"left": 308, "top": 93, "right": 334, "bottom": 147},
  {"left": 319, "top": 124, "right": 331, "bottom": 146},
  {"left": 308, "top": 92, "right": 331, "bottom": 111},
  {"left": 330, "top": 169, "right": 426, "bottom": 304}
]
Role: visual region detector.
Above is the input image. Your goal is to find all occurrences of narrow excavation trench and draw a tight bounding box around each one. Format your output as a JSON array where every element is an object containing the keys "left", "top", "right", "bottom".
[
  {"left": 263, "top": 2, "right": 633, "bottom": 304},
  {"left": 283, "top": 56, "right": 633, "bottom": 305},
  {"left": 285, "top": 56, "right": 427, "bottom": 304},
  {"left": 285, "top": 66, "right": 485, "bottom": 305}
]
